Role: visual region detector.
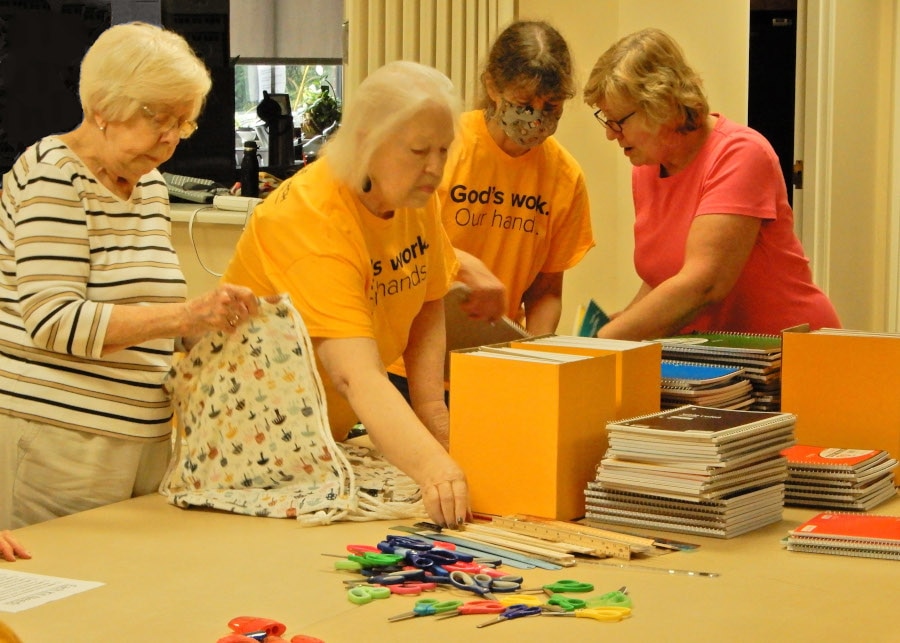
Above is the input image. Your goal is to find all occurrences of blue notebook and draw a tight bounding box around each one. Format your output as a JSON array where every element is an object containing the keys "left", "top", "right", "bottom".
[{"left": 661, "top": 360, "right": 744, "bottom": 387}]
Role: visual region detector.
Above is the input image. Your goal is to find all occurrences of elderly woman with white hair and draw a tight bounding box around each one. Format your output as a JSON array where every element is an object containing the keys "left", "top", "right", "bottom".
[
  {"left": 0, "top": 22, "right": 260, "bottom": 544},
  {"left": 222, "top": 60, "right": 470, "bottom": 528}
]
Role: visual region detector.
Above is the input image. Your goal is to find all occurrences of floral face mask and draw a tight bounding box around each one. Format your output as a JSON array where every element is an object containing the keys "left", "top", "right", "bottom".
[{"left": 495, "top": 99, "right": 561, "bottom": 148}]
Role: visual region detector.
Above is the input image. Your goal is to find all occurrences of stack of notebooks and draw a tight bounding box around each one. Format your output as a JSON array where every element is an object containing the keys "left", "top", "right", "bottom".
[
  {"left": 781, "top": 445, "right": 898, "bottom": 511},
  {"left": 654, "top": 331, "right": 782, "bottom": 411},
  {"left": 585, "top": 405, "right": 796, "bottom": 538},
  {"left": 785, "top": 512, "right": 900, "bottom": 560},
  {"left": 660, "top": 360, "right": 754, "bottom": 409}
]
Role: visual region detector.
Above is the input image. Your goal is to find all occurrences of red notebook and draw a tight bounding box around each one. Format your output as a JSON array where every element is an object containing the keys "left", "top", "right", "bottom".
[
  {"left": 790, "top": 512, "right": 900, "bottom": 543},
  {"left": 781, "top": 445, "right": 887, "bottom": 470}
]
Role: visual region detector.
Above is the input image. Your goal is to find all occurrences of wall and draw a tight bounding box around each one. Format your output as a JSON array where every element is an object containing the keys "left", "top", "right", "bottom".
[
  {"left": 518, "top": 0, "right": 750, "bottom": 332},
  {"left": 172, "top": 215, "right": 244, "bottom": 296},
  {"left": 822, "top": 0, "right": 892, "bottom": 330},
  {"left": 176, "top": 1, "right": 896, "bottom": 333}
]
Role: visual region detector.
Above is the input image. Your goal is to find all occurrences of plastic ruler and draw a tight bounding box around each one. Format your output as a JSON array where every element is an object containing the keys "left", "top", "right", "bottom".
[{"left": 489, "top": 516, "right": 635, "bottom": 560}]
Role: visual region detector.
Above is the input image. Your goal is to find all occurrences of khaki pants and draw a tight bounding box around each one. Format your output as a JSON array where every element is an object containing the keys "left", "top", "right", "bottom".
[{"left": 1, "top": 416, "right": 171, "bottom": 529}]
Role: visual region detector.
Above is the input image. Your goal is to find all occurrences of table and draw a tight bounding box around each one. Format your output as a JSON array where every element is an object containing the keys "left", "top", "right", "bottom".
[{"left": 4, "top": 492, "right": 899, "bottom": 642}]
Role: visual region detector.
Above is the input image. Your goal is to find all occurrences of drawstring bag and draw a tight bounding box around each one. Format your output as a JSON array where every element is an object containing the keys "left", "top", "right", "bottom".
[{"left": 160, "top": 294, "right": 425, "bottom": 524}]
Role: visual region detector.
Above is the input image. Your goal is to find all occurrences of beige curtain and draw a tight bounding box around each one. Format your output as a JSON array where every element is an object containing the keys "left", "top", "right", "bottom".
[{"left": 344, "top": 0, "right": 517, "bottom": 109}]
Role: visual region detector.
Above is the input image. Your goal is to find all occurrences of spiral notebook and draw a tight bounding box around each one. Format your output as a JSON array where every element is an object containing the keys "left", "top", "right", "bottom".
[{"left": 785, "top": 512, "right": 900, "bottom": 560}]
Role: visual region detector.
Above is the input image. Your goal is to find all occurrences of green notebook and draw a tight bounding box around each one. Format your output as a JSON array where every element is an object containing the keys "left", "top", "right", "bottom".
[{"left": 655, "top": 331, "right": 782, "bottom": 355}]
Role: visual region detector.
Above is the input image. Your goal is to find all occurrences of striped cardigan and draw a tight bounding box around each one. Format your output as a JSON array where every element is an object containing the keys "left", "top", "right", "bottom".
[{"left": 0, "top": 136, "right": 186, "bottom": 439}]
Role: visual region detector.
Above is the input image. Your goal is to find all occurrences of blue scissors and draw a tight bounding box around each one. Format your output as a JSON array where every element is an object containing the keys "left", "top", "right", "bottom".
[
  {"left": 405, "top": 548, "right": 473, "bottom": 576},
  {"left": 347, "top": 584, "right": 391, "bottom": 605},
  {"left": 378, "top": 535, "right": 434, "bottom": 553},
  {"left": 387, "top": 598, "right": 464, "bottom": 622},
  {"left": 475, "top": 603, "right": 543, "bottom": 628}
]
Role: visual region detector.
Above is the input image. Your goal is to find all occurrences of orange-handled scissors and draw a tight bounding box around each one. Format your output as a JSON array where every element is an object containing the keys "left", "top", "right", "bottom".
[{"left": 433, "top": 600, "right": 507, "bottom": 620}]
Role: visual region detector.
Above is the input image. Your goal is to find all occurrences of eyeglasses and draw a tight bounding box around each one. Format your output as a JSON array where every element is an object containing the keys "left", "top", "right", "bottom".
[
  {"left": 593, "top": 109, "right": 636, "bottom": 133},
  {"left": 141, "top": 105, "right": 198, "bottom": 140}
]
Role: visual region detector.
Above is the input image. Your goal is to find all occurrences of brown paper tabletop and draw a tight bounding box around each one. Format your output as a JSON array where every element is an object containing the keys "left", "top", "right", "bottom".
[{"left": 4, "top": 492, "right": 900, "bottom": 642}]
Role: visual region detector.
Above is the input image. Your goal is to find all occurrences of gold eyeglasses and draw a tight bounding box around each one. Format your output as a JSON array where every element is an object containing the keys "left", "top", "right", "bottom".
[
  {"left": 141, "top": 105, "right": 198, "bottom": 140},
  {"left": 593, "top": 109, "right": 636, "bottom": 134}
]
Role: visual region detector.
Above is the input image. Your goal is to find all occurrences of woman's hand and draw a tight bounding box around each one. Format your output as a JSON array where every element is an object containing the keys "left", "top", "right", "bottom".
[
  {"left": 0, "top": 530, "right": 31, "bottom": 562},
  {"left": 182, "top": 284, "right": 260, "bottom": 337},
  {"left": 419, "top": 461, "right": 471, "bottom": 529},
  {"left": 104, "top": 284, "right": 261, "bottom": 354},
  {"left": 454, "top": 250, "right": 508, "bottom": 323}
]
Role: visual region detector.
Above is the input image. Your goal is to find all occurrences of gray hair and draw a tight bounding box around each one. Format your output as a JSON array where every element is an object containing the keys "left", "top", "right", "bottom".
[
  {"left": 324, "top": 60, "right": 462, "bottom": 190},
  {"left": 78, "top": 22, "right": 211, "bottom": 123}
]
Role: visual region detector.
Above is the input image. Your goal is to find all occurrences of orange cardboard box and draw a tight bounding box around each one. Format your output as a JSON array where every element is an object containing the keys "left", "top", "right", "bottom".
[
  {"left": 781, "top": 328, "right": 900, "bottom": 484},
  {"left": 509, "top": 335, "right": 661, "bottom": 419},
  {"left": 449, "top": 345, "right": 618, "bottom": 520}
]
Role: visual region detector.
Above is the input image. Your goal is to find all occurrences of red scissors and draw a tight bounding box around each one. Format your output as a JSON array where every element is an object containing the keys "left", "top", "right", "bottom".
[{"left": 384, "top": 580, "right": 438, "bottom": 596}]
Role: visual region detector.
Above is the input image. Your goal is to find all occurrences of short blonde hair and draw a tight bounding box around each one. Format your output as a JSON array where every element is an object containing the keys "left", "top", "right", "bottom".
[
  {"left": 583, "top": 28, "right": 708, "bottom": 133},
  {"left": 79, "top": 22, "right": 211, "bottom": 123},
  {"left": 323, "top": 61, "right": 462, "bottom": 191}
]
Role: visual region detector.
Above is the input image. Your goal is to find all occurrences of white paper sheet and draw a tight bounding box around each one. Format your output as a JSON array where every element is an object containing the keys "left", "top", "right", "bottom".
[{"left": 0, "top": 569, "right": 103, "bottom": 613}]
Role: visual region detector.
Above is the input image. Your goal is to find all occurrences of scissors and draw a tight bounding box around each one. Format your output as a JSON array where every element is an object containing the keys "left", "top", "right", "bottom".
[
  {"left": 408, "top": 548, "right": 473, "bottom": 571},
  {"left": 346, "top": 544, "right": 381, "bottom": 555},
  {"left": 387, "top": 598, "right": 464, "bottom": 622},
  {"left": 379, "top": 535, "right": 434, "bottom": 553},
  {"left": 347, "top": 584, "right": 391, "bottom": 605},
  {"left": 543, "top": 606, "right": 632, "bottom": 622},
  {"left": 547, "top": 595, "right": 588, "bottom": 612},
  {"left": 521, "top": 579, "right": 595, "bottom": 596},
  {"left": 384, "top": 580, "right": 438, "bottom": 596},
  {"left": 343, "top": 569, "right": 426, "bottom": 585},
  {"left": 433, "top": 599, "right": 508, "bottom": 620},
  {"left": 347, "top": 551, "right": 405, "bottom": 569},
  {"left": 585, "top": 586, "right": 632, "bottom": 609},
  {"left": 496, "top": 594, "right": 545, "bottom": 608},
  {"left": 426, "top": 570, "right": 499, "bottom": 599},
  {"left": 443, "top": 561, "right": 523, "bottom": 583},
  {"left": 475, "top": 604, "right": 543, "bottom": 628}
]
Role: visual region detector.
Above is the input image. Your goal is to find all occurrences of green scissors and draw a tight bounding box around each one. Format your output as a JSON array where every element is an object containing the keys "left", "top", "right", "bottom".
[
  {"left": 520, "top": 579, "right": 596, "bottom": 596},
  {"left": 347, "top": 584, "right": 391, "bottom": 605},
  {"left": 387, "top": 598, "right": 464, "bottom": 622},
  {"left": 585, "top": 586, "right": 632, "bottom": 609},
  {"left": 347, "top": 552, "right": 404, "bottom": 568},
  {"left": 547, "top": 594, "right": 588, "bottom": 612}
]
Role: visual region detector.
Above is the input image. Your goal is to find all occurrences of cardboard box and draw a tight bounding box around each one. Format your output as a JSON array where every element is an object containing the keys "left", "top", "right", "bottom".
[
  {"left": 509, "top": 335, "right": 661, "bottom": 419},
  {"left": 781, "top": 328, "right": 900, "bottom": 483},
  {"left": 449, "top": 345, "right": 618, "bottom": 520}
]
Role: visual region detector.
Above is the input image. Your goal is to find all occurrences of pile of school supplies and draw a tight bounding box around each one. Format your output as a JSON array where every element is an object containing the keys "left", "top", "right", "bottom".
[
  {"left": 784, "top": 511, "right": 900, "bottom": 560},
  {"left": 585, "top": 405, "right": 796, "bottom": 538},
  {"left": 655, "top": 331, "right": 783, "bottom": 411},
  {"left": 660, "top": 360, "right": 753, "bottom": 409},
  {"left": 781, "top": 445, "right": 898, "bottom": 511}
]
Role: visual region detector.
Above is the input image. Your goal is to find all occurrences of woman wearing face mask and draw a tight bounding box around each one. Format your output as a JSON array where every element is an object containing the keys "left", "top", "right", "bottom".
[{"left": 438, "top": 20, "right": 595, "bottom": 334}]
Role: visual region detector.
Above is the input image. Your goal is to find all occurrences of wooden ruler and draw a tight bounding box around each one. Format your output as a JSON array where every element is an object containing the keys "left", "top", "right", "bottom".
[{"left": 489, "top": 516, "right": 637, "bottom": 560}]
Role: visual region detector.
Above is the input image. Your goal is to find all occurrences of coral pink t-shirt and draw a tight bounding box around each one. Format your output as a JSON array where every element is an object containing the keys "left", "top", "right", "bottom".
[{"left": 632, "top": 115, "right": 839, "bottom": 334}]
